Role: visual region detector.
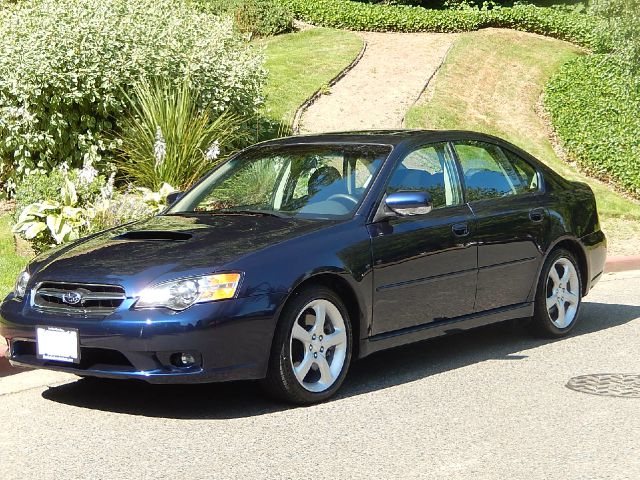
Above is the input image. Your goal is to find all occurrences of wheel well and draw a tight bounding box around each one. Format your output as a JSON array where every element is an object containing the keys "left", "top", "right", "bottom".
[
  {"left": 552, "top": 239, "right": 589, "bottom": 295},
  {"left": 286, "top": 274, "right": 362, "bottom": 358}
]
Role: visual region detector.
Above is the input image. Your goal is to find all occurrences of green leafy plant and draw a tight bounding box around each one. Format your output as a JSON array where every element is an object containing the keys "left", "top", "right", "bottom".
[
  {"left": 13, "top": 179, "right": 94, "bottom": 252},
  {"left": 0, "top": 0, "right": 265, "bottom": 195},
  {"left": 116, "top": 78, "right": 251, "bottom": 191},
  {"left": 136, "top": 183, "right": 178, "bottom": 214},
  {"left": 13, "top": 176, "right": 177, "bottom": 252},
  {"left": 13, "top": 164, "right": 108, "bottom": 224}
]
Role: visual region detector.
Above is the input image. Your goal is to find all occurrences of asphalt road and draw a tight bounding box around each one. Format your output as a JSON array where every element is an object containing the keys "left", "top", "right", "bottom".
[{"left": 1, "top": 271, "right": 639, "bottom": 479}]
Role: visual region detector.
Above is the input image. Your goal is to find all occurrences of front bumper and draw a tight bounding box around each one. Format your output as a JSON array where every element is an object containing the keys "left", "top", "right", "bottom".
[{"left": 0, "top": 292, "right": 286, "bottom": 383}]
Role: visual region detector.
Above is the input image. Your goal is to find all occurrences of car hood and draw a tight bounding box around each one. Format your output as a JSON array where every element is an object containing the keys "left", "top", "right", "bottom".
[{"left": 29, "top": 214, "right": 330, "bottom": 292}]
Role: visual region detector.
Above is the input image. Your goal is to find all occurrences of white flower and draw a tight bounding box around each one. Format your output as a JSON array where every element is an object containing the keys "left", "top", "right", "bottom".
[
  {"left": 205, "top": 140, "right": 220, "bottom": 161},
  {"left": 154, "top": 126, "right": 166, "bottom": 168},
  {"left": 58, "top": 161, "right": 70, "bottom": 175},
  {"left": 100, "top": 172, "right": 116, "bottom": 200},
  {"left": 78, "top": 157, "right": 98, "bottom": 185}
]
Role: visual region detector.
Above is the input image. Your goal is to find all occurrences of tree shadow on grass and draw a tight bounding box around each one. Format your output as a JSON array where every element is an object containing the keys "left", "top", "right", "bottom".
[{"left": 41, "top": 301, "right": 640, "bottom": 419}]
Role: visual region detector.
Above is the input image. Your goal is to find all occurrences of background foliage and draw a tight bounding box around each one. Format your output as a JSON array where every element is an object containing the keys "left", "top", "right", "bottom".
[
  {"left": 545, "top": 0, "right": 640, "bottom": 196},
  {"left": 0, "top": 0, "right": 265, "bottom": 194},
  {"left": 194, "top": 0, "right": 294, "bottom": 36},
  {"left": 278, "top": 0, "right": 600, "bottom": 45}
]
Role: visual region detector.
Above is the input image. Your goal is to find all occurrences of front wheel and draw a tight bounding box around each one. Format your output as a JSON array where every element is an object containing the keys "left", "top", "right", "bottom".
[
  {"left": 261, "top": 286, "right": 352, "bottom": 404},
  {"left": 530, "top": 248, "right": 583, "bottom": 337}
]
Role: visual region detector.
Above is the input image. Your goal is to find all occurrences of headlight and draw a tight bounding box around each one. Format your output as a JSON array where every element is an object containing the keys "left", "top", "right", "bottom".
[
  {"left": 135, "top": 273, "right": 242, "bottom": 311},
  {"left": 14, "top": 270, "right": 30, "bottom": 299}
]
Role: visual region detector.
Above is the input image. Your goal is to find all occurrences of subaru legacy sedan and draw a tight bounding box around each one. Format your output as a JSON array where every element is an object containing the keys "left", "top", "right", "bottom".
[{"left": 1, "top": 130, "right": 606, "bottom": 404}]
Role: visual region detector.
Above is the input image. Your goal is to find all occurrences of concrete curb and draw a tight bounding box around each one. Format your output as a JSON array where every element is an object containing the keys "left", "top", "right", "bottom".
[
  {"left": 605, "top": 255, "right": 640, "bottom": 273},
  {"left": 291, "top": 39, "right": 368, "bottom": 134}
]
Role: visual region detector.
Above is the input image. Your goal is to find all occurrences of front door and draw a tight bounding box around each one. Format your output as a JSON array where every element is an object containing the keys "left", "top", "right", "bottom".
[
  {"left": 370, "top": 142, "right": 478, "bottom": 336},
  {"left": 451, "top": 140, "right": 545, "bottom": 312}
]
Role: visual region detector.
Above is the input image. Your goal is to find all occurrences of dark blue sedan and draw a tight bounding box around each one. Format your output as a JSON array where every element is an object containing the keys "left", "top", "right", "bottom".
[{"left": 1, "top": 130, "right": 606, "bottom": 404}]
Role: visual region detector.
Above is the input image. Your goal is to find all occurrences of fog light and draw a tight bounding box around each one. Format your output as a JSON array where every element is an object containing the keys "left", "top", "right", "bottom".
[
  {"left": 180, "top": 353, "right": 195, "bottom": 366},
  {"left": 170, "top": 352, "right": 197, "bottom": 368}
]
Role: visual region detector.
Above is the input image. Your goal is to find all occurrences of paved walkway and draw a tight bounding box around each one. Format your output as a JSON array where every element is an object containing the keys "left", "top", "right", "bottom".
[{"left": 300, "top": 32, "right": 456, "bottom": 133}]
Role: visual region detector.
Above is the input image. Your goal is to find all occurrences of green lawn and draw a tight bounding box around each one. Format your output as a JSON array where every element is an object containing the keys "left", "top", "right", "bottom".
[
  {"left": 405, "top": 28, "right": 640, "bottom": 252},
  {"left": 0, "top": 214, "right": 28, "bottom": 299},
  {"left": 260, "top": 27, "right": 363, "bottom": 128}
]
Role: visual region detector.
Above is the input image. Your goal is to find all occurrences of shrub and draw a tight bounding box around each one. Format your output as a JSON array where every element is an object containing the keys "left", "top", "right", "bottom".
[
  {"left": 235, "top": 0, "right": 295, "bottom": 36},
  {"left": 588, "top": 0, "right": 640, "bottom": 67},
  {"left": 545, "top": 55, "right": 640, "bottom": 196},
  {"left": 0, "top": 0, "right": 265, "bottom": 195},
  {"left": 116, "top": 78, "right": 251, "bottom": 191},
  {"left": 13, "top": 163, "right": 108, "bottom": 224},
  {"left": 195, "top": 0, "right": 294, "bottom": 36},
  {"left": 89, "top": 193, "right": 157, "bottom": 233},
  {"left": 278, "top": 0, "right": 600, "bottom": 45}
]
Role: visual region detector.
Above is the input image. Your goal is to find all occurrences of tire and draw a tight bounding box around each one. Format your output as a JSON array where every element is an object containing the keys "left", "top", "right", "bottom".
[
  {"left": 261, "top": 286, "right": 353, "bottom": 405},
  {"left": 530, "top": 248, "right": 583, "bottom": 338}
]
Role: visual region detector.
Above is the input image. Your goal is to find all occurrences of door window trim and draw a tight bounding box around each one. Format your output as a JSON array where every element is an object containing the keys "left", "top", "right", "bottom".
[
  {"left": 447, "top": 140, "right": 544, "bottom": 204},
  {"left": 371, "top": 141, "right": 466, "bottom": 222}
]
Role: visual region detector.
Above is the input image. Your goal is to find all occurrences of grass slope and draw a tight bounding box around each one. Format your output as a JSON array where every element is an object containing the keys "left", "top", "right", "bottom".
[
  {"left": 405, "top": 28, "right": 640, "bottom": 255},
  {"left": 261, "top": 27, "right": 363, "bottom": 127},
  {"left": 0, "top": 215, "right": 28, "bottom": 299}
]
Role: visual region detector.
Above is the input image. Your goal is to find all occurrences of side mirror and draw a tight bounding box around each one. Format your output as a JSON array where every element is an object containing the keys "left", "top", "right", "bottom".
[
  {"left": 385, "top": 191, "right": 433, "bottom": 217},
  {"left": 166, "top": 191, "right": 184, "bottom": 206}
]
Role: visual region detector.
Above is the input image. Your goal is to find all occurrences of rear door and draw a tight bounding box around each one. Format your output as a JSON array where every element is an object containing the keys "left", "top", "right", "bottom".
[
  {"left": 451, "top": 140, "right": 545, "bottom": 312},
  {"left": 370, "top": 142, "right": 477, "bottom": 335}
]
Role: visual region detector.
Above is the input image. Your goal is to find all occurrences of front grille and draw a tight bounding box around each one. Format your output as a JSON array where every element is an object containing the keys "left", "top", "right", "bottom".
[{"left": 32, "top": 282, "right": 126, "bottom": 317}]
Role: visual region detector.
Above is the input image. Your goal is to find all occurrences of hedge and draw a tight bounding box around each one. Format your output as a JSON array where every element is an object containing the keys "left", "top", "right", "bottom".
[
  {"left": 545, "top": 56, "right": 640, "bottom": 197},
  {"left": 279, "top": 0, "right": 601, "bottom": 48}
]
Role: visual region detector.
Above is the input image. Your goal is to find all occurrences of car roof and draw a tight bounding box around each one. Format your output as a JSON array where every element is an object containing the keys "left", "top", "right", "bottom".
[
  {"left": 257, "top": 129, "right": 512, "bottom": 149},
  {"left": 252, "top": 129, "right": 550, "bottom": 173}
]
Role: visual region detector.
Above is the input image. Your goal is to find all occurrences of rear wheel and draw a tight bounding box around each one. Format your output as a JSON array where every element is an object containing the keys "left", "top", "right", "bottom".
[
  {"left": 531, "top": 248, "right": 583, "bottom": 337},
  {"left": 261, "top": 286, "right": 352, "bottom": 404}
]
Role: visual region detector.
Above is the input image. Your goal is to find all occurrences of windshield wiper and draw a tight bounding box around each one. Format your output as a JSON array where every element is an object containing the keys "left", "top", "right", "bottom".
[
  {"left": 184, "top": 209, "right": 290, "bottom": 219},
  {"left": 223, "top": 209, "right": 291, "bottom": 218}
]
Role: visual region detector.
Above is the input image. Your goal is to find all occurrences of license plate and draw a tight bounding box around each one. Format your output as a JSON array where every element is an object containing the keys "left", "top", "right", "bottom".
[{"left": 36, "top": 326, "right": 80, "bottom": 363}]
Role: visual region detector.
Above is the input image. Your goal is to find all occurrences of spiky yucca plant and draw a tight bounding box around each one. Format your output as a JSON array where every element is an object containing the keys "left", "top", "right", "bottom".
[{"left": 117, "top": 78, "right": 250, "bottom": 191}]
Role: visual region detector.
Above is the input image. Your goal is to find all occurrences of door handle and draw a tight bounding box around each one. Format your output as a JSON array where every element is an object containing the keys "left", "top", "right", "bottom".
[
  {"left": 529, "top": 208, "right": 545, "bottom": 223},
  {"left": 452, "top": 223, "right": 470, "bottom": 237}
]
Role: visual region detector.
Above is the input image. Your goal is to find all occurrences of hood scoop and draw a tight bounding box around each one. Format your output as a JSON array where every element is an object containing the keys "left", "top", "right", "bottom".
[{"left": 113, "top": 230, "right": 193, "bottom": 242}]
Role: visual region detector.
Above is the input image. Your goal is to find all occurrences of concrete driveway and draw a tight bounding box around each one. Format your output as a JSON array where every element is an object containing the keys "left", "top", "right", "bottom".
[{"left": 1, "top": 270, "right": 639, "bottom": 479}]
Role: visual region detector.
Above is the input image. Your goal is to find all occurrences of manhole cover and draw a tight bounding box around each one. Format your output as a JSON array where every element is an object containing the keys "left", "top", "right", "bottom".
[{"left": 566, "top": 374, "right": 640, "bottom": 398}]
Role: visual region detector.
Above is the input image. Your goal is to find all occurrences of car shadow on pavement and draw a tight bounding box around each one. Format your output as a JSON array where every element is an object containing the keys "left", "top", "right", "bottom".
[{"left": 41, "top": 301, "right": 640, "bottom": 419}]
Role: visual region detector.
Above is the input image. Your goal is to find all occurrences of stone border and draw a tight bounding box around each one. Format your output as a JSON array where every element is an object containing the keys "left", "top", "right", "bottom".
[
  {"left": 292, "top": 39, "right": 368, "bottom": 134},
  {"left": 400, "top": 40, "right": 455, "bottom": 128}
]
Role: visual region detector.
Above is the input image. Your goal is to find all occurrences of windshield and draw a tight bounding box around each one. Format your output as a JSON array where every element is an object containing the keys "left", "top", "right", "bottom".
[{"left": 167, "top": 144, "right": 391, "bottom": 219}]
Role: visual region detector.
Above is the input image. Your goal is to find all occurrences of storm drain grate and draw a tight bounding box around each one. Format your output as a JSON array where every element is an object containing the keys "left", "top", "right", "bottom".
[{"left": 566, "top": 374, "right": 640, "bottom": 398}]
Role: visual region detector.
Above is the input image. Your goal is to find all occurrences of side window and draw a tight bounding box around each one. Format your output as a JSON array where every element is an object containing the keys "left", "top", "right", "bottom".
[
  {"left": 504, "top": 149, "right": 539, "bottom": 194},
  {"left": 453, "top": 141, "right": 538, "bottom": 202},
  {"left": 387, "top": 143, "right": 462, "bottom": 209}
]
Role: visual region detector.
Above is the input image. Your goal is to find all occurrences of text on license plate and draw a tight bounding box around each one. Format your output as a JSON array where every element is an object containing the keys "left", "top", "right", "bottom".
[{"left": 36, "top": 327, "right": 79, "bottom": 363}]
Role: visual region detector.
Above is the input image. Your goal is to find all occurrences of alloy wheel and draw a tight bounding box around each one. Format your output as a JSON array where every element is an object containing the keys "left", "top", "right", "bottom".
[
  {"left": 289, "top": 299, "right": 348, "bottom": 393},
  {"left": 546, "top": 257, "right": 580, "bottom": 328}
]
